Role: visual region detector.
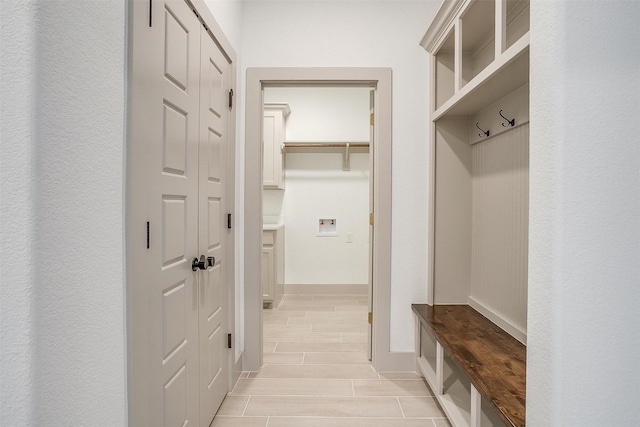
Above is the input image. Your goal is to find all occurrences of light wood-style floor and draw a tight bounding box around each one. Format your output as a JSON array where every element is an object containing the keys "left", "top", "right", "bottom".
[{"left": 212, "top": 294, "right": 451, "bottom": 427}]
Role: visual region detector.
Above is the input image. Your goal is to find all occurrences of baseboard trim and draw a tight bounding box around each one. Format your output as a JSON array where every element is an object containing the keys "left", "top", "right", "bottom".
[
  {"left": 468, "top": 296, "right": 527, "bottom": 345},
  {"left": 230, "top": 351, "right": 242, "bottom": 391},
  {"left": 284, "top": 284, "right": 368, "bottom": 295}
]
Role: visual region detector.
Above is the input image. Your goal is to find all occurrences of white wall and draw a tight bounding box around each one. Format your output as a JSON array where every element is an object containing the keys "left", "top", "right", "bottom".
[
  {"left": 204, "top": 0, "right": 243, "bottom": 52},
  {"left": 528, "top": 0, "right": 640, "bottom": 424},
  {"left": 241, "top": 0, "right": 439, "bottom": 351},
  {"left": 263, "top": 87, "right": 370, "bottom": 286},
  {"left": 0, "top": 2, "right": 38, "bottom": 425},
  {"left": 266, "top": 87, "right": 370, "bottom": 141},
  {"left": 0, "top": 1, "right": 126, "bottom": 425},
  {"left": 283, "top": 152, "right": 370, "bottom": 285}
]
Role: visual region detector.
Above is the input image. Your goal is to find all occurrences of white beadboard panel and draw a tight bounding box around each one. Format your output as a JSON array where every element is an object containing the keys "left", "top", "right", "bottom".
[{"left": 470, "top": 123, "right": 529, "bottom": 336}]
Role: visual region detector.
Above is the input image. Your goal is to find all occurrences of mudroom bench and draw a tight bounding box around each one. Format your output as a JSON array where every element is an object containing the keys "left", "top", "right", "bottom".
[{"left": 412, "top": 304, "right": 526, "bottom": 427}]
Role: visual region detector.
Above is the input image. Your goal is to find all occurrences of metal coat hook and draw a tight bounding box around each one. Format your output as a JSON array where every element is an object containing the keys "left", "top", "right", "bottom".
[
  {"left": 476, "top": 122, "right": 490, "bottom": 138},
  {"left": 499, "top": 110, "right": 515, "bottom": 127}
]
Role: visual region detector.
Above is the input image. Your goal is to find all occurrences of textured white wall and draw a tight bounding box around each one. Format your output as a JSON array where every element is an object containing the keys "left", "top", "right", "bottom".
[
  {"left": 1, "top": 1, "right": 127, "bottom": 425},
  {"left": 0, "top": 2, "right": 37, "bottom": 425},
  {"left": 241, "top": 0, "right": 439, "bottom": 351},
  {"left": 263, "top": 87, "right": 370, "bottom": 286},
  {"left": 528, "top": 0, "right": 640, "bottom": 425}
]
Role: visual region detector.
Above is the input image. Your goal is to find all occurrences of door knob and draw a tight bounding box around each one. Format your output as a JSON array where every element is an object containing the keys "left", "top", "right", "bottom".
[
  {"left": 192, "top": 255, "right": 206, "bottom": 271},
  {"left": 207, "top": 256, "right": 215, "bottom": 267}
]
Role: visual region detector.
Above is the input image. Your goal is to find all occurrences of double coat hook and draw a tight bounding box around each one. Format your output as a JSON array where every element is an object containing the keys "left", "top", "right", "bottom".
[
  {"left": 476, "top": 122, "right": 490, "bottom": 138},
  {"left": 499, "top": 110, "right": 515, "bottom": 127}
]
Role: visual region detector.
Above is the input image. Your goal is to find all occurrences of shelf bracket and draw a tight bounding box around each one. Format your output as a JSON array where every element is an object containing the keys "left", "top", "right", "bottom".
[{"left": 343, "top": 142, "right": 350, "bottom": 171}]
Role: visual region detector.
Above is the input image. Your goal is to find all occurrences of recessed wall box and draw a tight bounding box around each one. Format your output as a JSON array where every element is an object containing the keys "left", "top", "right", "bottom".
[{"left": 318, "top": 218, "right": 338, "bottom": 236}]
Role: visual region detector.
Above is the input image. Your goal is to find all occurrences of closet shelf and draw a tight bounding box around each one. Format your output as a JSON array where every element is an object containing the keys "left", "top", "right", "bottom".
[
  {"left": 283, "top": 142, "right": 369, "bottom": 171},
  {"left": 284, "top": 141, "right": 369, "bottom": 148},
  {"left": 434, "top": 33, "right": 530, "bottom": 121}
]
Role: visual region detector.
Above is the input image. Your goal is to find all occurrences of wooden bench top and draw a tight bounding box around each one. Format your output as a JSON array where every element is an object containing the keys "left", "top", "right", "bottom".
[{"left": 412, "top": 304, "right": 526, "bottom": 427}]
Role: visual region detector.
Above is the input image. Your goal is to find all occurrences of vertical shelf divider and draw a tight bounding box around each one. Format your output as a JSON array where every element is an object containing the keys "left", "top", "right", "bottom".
[
  {"left": 454, "top": 19, "right": 463, "bottom": 92},
  {"left": 436, "top": 341, "right": 444, "bottom": 395},
  {"left": 496, "top": 0, "right": 506, "bottom": 56},
  {"left": 470, "top": 385, "right": 481, "bottom": 427}
]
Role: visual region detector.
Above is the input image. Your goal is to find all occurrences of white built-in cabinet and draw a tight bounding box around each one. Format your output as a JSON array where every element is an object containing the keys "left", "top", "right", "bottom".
[
  {"left": 262, "top": 226, "right": 284, "bottom": 308},
  {"left": 425, "top": 0, "right": 530, "bottom": 339},
  {"left": 418, "top": 0, "right": 530, "bottom": 426},
  {"left": 263, "top": 103, "right": 290, "bottom": 189}
]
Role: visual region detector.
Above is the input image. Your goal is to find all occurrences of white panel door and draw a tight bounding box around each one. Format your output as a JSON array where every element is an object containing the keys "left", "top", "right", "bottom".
[
  {"left": 129, "top": 1, "right": 232, "bottom": 425},
  {"left": 148, "top": 1, "right": 201, "bottom": 425},
  {"left": 198, "top": 24, "right": 230, "bottom": 424}
]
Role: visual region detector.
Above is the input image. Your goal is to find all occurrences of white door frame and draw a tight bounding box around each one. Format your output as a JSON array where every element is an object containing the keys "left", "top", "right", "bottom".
[{"left": 244, "top": 67, "right": 409, "bottom": 372}]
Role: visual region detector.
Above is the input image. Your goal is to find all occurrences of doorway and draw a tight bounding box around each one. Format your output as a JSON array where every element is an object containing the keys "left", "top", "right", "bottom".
[
  {"left": 261, "top": 85, "right": 372, "bottom": 364},
  {"left": 263, "top": 86, "right": 371, "bottom": 296},
  {"left": 244, "top": 68, "right": 405, "bottom": 373}
]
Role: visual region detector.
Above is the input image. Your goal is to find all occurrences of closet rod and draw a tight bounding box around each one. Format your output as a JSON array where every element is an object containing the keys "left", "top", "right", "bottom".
[{"left": 284, "top": 142, "right": 369, "bottom": 148}]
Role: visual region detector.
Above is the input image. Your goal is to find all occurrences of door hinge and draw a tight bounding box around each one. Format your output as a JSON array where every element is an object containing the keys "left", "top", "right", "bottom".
[
  {"left": 146, "top": 221, "right": 150, "bottom": 249},
  {"left": 228, "top": 89, "right": 234, "bottom": 110},
  {"left": 227, "top": 213, "right": 232, "bottom": 229},
  {"left": 370, "top": 113, "right": 374, "bottom": 126},
  {"left": 368, "top": 312, "right": 373, "bottom": 325},
  {"left": 369, "top": 213, "right": 374, "bottom": 226},
  {"left": 227, "top": 333, "right": 232, "bottom": 349}
]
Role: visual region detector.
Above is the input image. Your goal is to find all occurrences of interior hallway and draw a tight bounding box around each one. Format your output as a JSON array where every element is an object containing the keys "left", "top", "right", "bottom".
[{"left": 212, "top": 294, "right": 451, "bottom": 426}]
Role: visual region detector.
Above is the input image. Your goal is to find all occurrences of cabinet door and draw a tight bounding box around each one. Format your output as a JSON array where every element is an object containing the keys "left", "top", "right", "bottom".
[
  {"left": 263, "top": 107, "right": 286, "bottom": 189},
  {"left": 262, "top": 245, "right": 275, "bottom": 301}
]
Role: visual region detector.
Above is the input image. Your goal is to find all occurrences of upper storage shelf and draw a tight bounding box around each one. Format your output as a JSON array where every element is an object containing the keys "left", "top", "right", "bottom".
[
  {"left": 421, "top": 0, "right": 530, "bottom": 121},
  {"left": 460, "top": 0, "right": 495, "bottom": 89}
]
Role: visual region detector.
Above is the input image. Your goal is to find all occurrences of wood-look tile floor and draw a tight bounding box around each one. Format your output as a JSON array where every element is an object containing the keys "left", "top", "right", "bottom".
[{"left": 213, "top": 294, "right": 451, "bottom": 427}]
